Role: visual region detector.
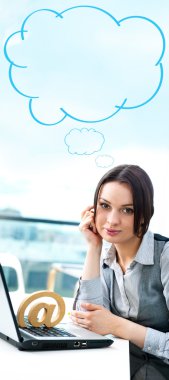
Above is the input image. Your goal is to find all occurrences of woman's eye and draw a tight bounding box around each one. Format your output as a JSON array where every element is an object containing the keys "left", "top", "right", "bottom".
[
  {"left": 100, "top": 202, "right": 110, "bottom": 209},
  {"left": 122, "top": 207, "right": 134, "bottom": 215}
]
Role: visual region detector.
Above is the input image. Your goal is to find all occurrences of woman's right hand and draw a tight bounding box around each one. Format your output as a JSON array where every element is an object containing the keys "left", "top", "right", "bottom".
[{"left": 79, "top": 205, "right": 102, "bottom": 247}]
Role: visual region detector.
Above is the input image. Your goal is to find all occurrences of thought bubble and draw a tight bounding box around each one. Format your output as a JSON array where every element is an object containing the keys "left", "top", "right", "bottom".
[
  {"left": 95, "top": 154, "right": 114, "bottom": 168},
  {"left": 4, "top": 6, "right": 165, "bottom": 125},
  {"left": 64, "top": 128, "right": 105, "bottom": 155}
]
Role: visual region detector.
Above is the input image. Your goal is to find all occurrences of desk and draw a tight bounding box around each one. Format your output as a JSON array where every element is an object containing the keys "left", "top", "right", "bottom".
[
  {"left": 1, "top": 296, "right": 130, "bottom": 380},
  {"left": 0, "top": 335, "right": 130, "bottom": 380}
]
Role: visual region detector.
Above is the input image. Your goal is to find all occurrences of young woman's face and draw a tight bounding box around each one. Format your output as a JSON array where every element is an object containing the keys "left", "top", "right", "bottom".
[{"left": 95, "top": 181, "right": 137, "bottom": 245}]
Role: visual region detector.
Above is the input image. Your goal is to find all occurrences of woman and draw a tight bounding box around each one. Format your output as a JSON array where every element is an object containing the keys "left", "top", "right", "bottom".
[{"left": 71, "top": 164, "right": 169, "bottom": 380}]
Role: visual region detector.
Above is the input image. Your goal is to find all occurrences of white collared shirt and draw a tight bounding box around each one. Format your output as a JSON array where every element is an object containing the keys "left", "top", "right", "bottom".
[{"left": 102, "top": 230, "right": 155, "bottom": 318}]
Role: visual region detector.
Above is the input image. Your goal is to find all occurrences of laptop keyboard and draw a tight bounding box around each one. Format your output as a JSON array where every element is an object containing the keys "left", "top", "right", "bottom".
[{"left": 22, "top": 319, "right": 76, "bottom": 338}]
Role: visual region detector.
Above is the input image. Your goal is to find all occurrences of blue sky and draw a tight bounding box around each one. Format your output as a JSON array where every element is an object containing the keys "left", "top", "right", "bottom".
[{"left": 0, "top": 0, "right": 169, "bottom": 234}]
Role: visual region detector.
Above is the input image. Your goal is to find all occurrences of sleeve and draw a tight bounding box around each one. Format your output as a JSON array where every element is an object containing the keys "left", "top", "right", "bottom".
[
  {"left": 73, "top": 276, "right": 104, "bottom": 309},
  {"left": 143, "top": 242, "right": 169, "bottom": 363},
  {"left": 144, "top": 328, "right": 169, "bottom": 364},
  {"left": 73, "top": 262, "right": 113, "bottom": 310}
]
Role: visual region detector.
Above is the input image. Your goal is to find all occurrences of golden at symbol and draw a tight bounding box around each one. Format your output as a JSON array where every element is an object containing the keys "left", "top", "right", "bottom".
[{"left": 17, "top": 290, "right": 65, "bottom": 328}]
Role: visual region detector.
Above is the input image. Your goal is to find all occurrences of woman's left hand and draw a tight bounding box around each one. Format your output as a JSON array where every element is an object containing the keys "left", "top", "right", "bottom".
[
  {"left": 70, "top": 303, "right": 118, "bottom": 335},
  {"left": 70, "top": 302, "right": 147, "bottom": 349}
]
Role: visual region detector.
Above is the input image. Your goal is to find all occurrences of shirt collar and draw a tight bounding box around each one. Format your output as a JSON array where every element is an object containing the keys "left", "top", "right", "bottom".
[{"left": 102, "top": 230, "right": 154, "bottom": 267}]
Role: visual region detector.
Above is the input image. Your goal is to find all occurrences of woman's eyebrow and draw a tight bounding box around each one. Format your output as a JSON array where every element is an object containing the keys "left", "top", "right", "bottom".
[
  {"left": 98, "top": 197, "right": 111, "bottom": 204},
  {"left": 99, "top": 197, "right": 134, "bottom": 207},
  {"left": 121, "top": 204, "right": 134, "bottom": 207}
]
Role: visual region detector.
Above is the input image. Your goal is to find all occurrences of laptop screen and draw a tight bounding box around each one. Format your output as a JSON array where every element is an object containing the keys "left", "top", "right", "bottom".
[{"left": 0, "top": 265, "right": 21, "bottom": 342}]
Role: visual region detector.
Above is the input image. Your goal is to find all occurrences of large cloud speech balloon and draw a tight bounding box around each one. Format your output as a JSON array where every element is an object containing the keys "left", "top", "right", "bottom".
[{"left": 4, "top": 6, "right": 165, "bottom": 125}]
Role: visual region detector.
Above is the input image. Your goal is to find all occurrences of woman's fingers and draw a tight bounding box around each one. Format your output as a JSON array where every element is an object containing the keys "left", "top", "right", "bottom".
[
  {"left": 79, "top": 206, "right": 95, "bottom": 231},
  {"left": 81, "top": 205, "right": 94, "bottom": 218},
  {"left": 79, "top": 205, "right": 101, "bottom": 240}
]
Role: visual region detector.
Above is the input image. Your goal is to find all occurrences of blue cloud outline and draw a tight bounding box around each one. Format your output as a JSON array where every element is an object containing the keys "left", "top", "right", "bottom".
[
  {"left": 4, "top": 6, "right": 166, "bottom": 125},
  {"left": 64, "top": 127, "right": 105, "bottom": 155}
]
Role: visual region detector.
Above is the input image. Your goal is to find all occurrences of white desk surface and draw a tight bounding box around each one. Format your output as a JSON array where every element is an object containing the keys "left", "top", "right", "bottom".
[{"left": 0, "top": 295, "right": 130, "bottom": 380}]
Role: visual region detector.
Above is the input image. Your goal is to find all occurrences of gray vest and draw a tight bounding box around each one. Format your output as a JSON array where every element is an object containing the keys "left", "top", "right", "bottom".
[
  {"left": 102, "top": 235, "right": 169, "bottom": 378},
  {"left": 102, "top": 235, "right": 169, "bottom": 332}
]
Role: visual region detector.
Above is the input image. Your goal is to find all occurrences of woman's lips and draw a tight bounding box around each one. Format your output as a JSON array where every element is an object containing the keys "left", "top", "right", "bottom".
[{"left": 105, "top": 228, "right": 121, "bottom": 236}]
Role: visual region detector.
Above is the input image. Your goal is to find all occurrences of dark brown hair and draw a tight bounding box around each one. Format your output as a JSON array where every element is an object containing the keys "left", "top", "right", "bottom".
[{"left": 94, "top": 164, "right": 154, "bottom": 238}]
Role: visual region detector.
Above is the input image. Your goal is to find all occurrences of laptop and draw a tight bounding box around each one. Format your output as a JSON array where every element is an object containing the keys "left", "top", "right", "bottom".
[{"left": 0, "top": 264, "right": 113, "bottom": 351}]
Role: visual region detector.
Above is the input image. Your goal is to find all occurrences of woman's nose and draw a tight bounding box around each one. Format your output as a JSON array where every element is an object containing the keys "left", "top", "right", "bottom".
[{"left": 107, "top": 209, "right": 120, "bottom": 225}]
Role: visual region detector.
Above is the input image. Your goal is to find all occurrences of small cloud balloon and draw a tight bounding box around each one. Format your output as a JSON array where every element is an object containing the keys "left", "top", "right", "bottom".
[
  {"left": 64, "top": 128, "right": 105, "bottom": 155},
  {"left": 95, "top": 154, "right": 114, "bottom": 168},
  {"left": 4, "top": 5, "right": 165, "bottom": 126}
]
